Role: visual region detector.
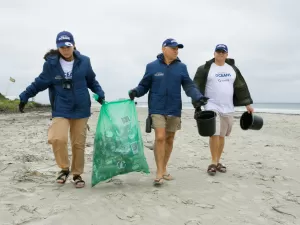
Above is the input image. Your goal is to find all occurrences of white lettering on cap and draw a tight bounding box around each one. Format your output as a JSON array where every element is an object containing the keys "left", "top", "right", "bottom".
[
  {"left": 217, "top": 44, "right": 226, "bottom": 48},
  {"left": 58, "top": 35, "right": 71, "bottom": 41}
]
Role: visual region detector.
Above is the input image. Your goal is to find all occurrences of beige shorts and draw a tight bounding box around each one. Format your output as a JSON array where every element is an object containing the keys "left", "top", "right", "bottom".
[
  {"left": 214, "top": 113, "right": 234, "bottom": 137},
  {"left": 151, "top": 114, "right": 181, "bottom": 132}
]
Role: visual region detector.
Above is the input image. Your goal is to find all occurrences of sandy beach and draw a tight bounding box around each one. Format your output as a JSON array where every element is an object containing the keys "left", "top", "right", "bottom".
[{"left": 0, "top": 106, "right": 300, "bottom": 225}]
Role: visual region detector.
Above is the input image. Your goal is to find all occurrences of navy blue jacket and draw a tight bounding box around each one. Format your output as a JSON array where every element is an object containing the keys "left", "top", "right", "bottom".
[
  {"left": 19, "top": 51, "right": 105, "bottom": 119},
  {"left": 133, "top": 53, "right": 203, "bottom": 117}
]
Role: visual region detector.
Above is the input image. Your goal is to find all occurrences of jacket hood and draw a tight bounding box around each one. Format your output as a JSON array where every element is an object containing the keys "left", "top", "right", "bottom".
[{"left": 45, "top": 50, "right": 82, "bottom": 64}]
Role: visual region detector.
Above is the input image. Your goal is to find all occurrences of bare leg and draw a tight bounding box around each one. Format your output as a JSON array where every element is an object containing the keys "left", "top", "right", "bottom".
[
  {"left": 216, "top": 136, "right": 227, "bottom": 172},
  {"left": 163, "top": 131, "right": 175, "bottom": 176},
  {"left": 154, "top": 128, "right": 166, "bottom": 180},
  {"left": 216, "top": 137, "right": 225, "bottom": 163},
  {"left": 209, "top": 136, "right": 219, "bottom": 165}
]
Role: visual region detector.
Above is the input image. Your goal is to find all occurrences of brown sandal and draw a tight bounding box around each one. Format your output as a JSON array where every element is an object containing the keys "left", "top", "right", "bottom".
[
  {"left": 207, "top": 164, "right": 217, "bottom": 176},
  {"left": 73, "top": 175, "right": 85, "bottom": 188},
  {"left": 163, "top": 174, "right": 174, "bottom": 181},
  {"left": 56, "top": 169, "right": 70, "bottom": 184},
  {"left": 216, "top": 163, "right": 227, "bottom": 173},
  {"left": 153, "top": 178, "right": 164, "bottom": 186}
]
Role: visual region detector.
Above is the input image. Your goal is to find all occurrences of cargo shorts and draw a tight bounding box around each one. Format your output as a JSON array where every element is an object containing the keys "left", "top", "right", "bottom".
[{"left": 151, "top": 114, "right": 181, "bottom": 132}]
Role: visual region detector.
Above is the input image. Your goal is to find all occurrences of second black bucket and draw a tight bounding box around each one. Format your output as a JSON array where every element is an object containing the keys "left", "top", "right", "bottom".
[
  {"left": 196, "top": 110, "right": 217, "bottom": 137},
  {"left": 240, "top": 112, "right": 263, "bottom": 130}
]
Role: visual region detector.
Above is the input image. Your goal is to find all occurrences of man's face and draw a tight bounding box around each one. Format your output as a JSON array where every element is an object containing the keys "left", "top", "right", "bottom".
[
  {"left": 58, "top": 46, "right": 74, "bottom": 59},
  {"left": 162, "top": 46, "right": 179, "bottom": 61},
  {"left": 214, "top": 49, "right": 228, "bottom": 61}
]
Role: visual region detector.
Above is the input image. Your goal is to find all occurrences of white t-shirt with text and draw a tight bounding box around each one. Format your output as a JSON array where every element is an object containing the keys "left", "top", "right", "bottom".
[
  {"left": 59, "top": 58, "right": 74, "bottom": 79},
  {"left": 204, "top": 63, "right": 236, "bottom": 114}
]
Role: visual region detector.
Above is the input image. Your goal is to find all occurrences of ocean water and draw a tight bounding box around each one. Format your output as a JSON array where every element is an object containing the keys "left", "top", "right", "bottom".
[{"left": 133, "top": 102, "right": 300, "bottom": 115}]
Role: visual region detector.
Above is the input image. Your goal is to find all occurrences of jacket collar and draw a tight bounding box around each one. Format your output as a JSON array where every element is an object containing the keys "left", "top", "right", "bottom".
[
  {"left": 46, "top": 50, "right": 82, "bottom": 65},
  {"left": 156, "top": 53, "right": 181, "bottom": 64},
  {"left": 205, "top": 58, "right": 235, "bottom": 69}
]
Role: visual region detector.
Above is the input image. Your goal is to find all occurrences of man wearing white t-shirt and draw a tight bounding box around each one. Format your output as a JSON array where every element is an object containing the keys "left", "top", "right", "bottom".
[{"left": 193, "top": 44, "right": 254, "bottom": 175}]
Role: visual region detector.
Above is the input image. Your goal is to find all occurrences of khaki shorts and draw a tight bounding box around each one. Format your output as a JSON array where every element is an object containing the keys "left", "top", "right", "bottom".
[
  {"left": 214, "top": 113, "right": 234, "bottom": 137},
  {"left": 151, "top": 114, "right": 181, "bottom": 132}
]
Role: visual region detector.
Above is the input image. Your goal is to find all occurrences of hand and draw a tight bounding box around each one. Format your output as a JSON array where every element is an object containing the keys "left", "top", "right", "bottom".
[
  {"left": 194, "top": 96, "right": 209, "bottom": 109},
  {"left": 199, "top": 96, "right": 209, "bottom": 106},
  {"left": 246, "top": 105, "right": 254, "bottom": 114},
  {"left": 97, "top": 97, "right": 105, "bottom": 105},
  {"left": 19, "top": 101, "right": 26, "bottom": 113},
  {"left": 194, "top": 107, "right": 201, "bottom": 120},
  {"left": 128, "top": 90, "right": 137, "bottom": 101}
]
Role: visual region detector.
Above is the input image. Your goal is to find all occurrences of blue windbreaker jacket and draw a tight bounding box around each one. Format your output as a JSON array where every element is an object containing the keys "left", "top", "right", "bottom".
[
  {"left": 19, "top": 51, "right": 105, "bottom": 119},
  {"left": 134, "top": 53, "right": 203, "bottom": 117}
]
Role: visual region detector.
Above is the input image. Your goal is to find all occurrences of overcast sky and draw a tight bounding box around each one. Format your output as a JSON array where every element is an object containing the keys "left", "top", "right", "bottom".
[{"left": 0, "top": 0, "right": 299, "bottom": 104}]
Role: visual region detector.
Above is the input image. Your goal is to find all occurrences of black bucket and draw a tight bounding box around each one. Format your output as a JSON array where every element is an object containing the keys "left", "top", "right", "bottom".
[
  {"left": 240, "top": 112, "right": 263, "bottom": 130},
  {"left": 195, "top": 110, "right": 217, "bottom": 137}
]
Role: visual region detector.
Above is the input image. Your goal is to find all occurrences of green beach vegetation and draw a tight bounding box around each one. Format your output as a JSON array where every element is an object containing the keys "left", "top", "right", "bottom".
[{"left": 0, "top": 93, "right": 50, "bottom": 113}]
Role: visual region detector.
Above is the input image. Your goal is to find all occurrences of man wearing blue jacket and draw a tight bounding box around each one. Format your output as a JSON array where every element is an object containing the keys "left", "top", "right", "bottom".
[
  {"left": 19, "top": 31, "right": 105, "bottom": 188},
  {"left": 129, "top": 38, "right": 208, "bottom": 185}
]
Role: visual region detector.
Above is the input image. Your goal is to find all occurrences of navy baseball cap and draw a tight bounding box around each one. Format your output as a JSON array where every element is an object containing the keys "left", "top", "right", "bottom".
[
  {"left": 56, "top": 31, "right": 75, "bottom": 48},
  {"left": 162, "top": 38, "right": 184, "bottom": 48},
  {"left": 215, "top": 44, "right": 228, "bottom": 52}
]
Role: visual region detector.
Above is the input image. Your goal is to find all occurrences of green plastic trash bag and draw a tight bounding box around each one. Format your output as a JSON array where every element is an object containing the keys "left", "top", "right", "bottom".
[{"left": 91, "top": 98, "right": 150, "bottom": 187}]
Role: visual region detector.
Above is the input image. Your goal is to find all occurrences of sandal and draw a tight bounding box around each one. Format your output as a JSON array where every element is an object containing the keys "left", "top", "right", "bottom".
[
  {"left": 73, "top": 175, "right": 85, "bottom": 188},
  {"left": 207, "top": 164, "right": 217, "bottom": 176},
  {"left": 216, "top": 163, "right": 227, "bottom": 173},
  {"left": 163, "top": 174, "right": 174, "bottom": 181},
  {"left": 56, "top": 169, "right": 70, "bottom": 184},
  {"left": 153, "top": 178, "right": 164, "bottom": 186}
]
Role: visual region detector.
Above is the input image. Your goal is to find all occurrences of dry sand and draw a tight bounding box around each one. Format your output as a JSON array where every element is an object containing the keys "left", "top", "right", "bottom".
[{"left": 0, "top": 106, "right": 300, "bottom": 225}]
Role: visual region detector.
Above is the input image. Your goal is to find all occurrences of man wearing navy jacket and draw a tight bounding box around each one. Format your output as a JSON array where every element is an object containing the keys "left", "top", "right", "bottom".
[{"left": 129, "top": 38, "right": 208, "bottom": 185}]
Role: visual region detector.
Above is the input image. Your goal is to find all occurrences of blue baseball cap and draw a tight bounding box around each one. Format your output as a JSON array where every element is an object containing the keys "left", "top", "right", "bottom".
[
  {"left": 215, "top": 44, "right": 228, "bottom": 52},
  {"left": 56, "top": 31, "right": 75, "bottom": 48},
  {"left": 162, "top": 38, "right": 184, "bottom": 48}
]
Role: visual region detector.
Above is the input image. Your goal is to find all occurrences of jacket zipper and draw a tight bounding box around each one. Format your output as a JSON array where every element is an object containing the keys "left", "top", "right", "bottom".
[
  {"left": 165, "top": 65, "right": 170, "bottom": 111},
  {"left": 165, "top": 89, "right": 168, "bottom": 111},
  {"left": 71, "top": 59, "right": 80, "bottom": 112}
]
